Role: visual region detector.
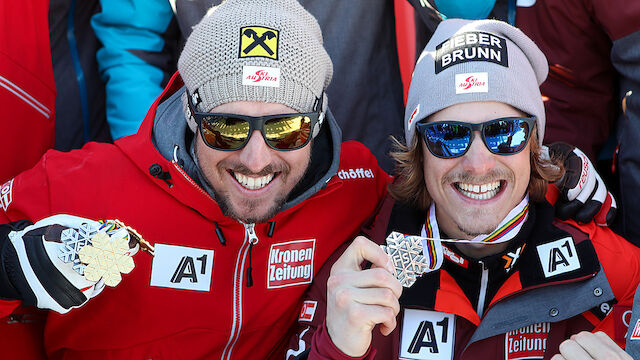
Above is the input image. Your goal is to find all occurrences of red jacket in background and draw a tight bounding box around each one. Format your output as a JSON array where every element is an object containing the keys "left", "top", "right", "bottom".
[
  {"left": 0, "top": 1, "right": 55, "bottom": 358},
  {"left": 0, "top": 1, "right": 55, "bottom": 184}
]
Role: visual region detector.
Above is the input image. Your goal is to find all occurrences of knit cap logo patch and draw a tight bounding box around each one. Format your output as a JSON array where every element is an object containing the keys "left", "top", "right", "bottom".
[
  {"left": 435, "top": 31, "right": 508, "bottom": 74},
  {"left": 239, "top": 26, "right": 279, "bottom": 60},
  {"left": 242, "top": 66, "right": 281, "bottom": 87},
  {"left": 455, "top": 72, "right": 488, "bottom": 94},
  {"left": 267, "top": 239, "right": 315, "bottom": 288}
]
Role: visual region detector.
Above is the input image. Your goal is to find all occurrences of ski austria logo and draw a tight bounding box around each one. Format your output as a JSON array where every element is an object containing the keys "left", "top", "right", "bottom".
[
  {"left": 268, "top": 239, "right": 315, "bottom": 288},
  {"left": 242, "top": 66, "right": 281, "bottom": 88},
  {"left": 336, "top": 168, "right": 375, "bottom": 180},
  {"left": 631, "top": 319, "right": 640, "bottom": 340},
  {"left": 455, "top": 72, "right": 488, "bottom": 94},
  {"left": 0, "top": 179, "right": 13, "bottom": 211},
  {"left": 408, "top": 104, "right": 420, "bottom": 127}
]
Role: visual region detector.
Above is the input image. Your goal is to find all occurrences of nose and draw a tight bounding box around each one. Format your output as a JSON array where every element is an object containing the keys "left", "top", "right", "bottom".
[
  {"left": 460, "top": 131, "right": 496, "bottom": 174},
  {"left": 238, "top": 130, "right": 273, "bottom": 172}
]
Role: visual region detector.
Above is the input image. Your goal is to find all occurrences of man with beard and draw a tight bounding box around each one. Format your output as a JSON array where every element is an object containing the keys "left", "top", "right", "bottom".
[
  {"left": 286, "top": 19, "right": 640, "bottom": 359},
  {"left": 0, "top": 0, "right": 390, "bottom": 358}
]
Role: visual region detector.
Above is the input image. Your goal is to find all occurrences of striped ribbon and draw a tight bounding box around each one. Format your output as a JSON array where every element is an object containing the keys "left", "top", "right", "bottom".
[{"left": 422, "top": 194, "right": 530, "bottom": 244}]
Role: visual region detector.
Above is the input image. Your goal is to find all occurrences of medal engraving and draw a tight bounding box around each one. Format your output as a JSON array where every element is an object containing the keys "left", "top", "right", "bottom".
[{"left": 381, "top": 232, "right": 430, "bottom": 287}]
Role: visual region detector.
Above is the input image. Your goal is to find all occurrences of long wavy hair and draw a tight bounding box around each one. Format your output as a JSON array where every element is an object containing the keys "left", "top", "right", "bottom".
[{"left": 388, "top": 127, "right": 564, "bottom": 211}]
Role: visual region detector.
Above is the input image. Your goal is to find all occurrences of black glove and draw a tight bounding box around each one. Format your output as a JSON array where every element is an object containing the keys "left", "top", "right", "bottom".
[
  {"left": 548, "top": 142, "right": 617, "bottom": 225},
  {"left": 0, "top": 215, "right": 139, "bottom": 314}
]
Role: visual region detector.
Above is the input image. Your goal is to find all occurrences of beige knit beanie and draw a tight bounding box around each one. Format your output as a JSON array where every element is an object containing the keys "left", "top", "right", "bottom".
[{"left": 178, "top": 0, "right": 333, "bottom": 132}]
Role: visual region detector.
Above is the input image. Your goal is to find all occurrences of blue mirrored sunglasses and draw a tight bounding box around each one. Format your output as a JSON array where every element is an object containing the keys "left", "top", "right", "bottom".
[{"left": 416, "top": 116, "right": 536, "bottom": 159}]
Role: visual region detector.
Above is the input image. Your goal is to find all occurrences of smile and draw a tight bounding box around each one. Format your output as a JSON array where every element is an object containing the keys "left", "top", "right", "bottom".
[
  {"left": 233, "top": 172, "right": 275, "bottom": 190},
  {"left": 455, "top": 181, "right": 502, "bottom": 200}
]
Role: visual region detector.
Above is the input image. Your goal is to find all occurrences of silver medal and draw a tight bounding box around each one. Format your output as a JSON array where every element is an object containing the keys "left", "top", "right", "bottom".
[{"left": 381, "top": 232, "right": 431, "bottom": 287}]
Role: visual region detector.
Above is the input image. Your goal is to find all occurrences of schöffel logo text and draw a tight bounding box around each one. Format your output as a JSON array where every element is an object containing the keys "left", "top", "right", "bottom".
[
  {"left": 242, "top": 66, "right": 281, "bottom": 87},
  {"left": 336, "top": 168, "right": 375, "bottom": 180},
  {"left": 435, "top": 31, "right": 508, "bottom": 74},
  {"left": 505, "top": 322, "right": 549, "bottom": 360},
  {"left": 268, "top": 239, "right": 315, "bottom": 288}
]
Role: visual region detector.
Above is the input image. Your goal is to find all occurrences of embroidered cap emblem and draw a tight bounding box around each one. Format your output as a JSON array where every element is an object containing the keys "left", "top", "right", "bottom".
[{"left": 239, "top": 26, "right": 279, "bottom": 60}]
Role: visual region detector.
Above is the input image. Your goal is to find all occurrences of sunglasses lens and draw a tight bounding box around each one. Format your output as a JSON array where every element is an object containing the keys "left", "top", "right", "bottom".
[
  {"left": 264, "top": 115, "right": 312, "bottom": 150},
  {"left": 201, "top": 115, "right": 250, "bottom": 150},
  {"left": 424, "top": 123, "right": 472, "bottom": 158},
  {"left": 483, "top": 119, "right": 530, "bottom": 154}
]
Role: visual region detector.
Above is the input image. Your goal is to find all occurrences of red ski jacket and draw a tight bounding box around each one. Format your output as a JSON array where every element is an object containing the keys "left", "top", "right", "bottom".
[
  {"left": 287, "top": 198, "right": 640, "bottom": 360},
  {"left": 0, "top": 73, "right": 390, "bottom": 359},
  {"left": 0, "top": 1, "right": 56, "bottom": 185}
]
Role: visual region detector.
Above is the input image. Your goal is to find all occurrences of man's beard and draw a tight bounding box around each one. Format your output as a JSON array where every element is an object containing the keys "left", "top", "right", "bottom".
[
  {"left": 213, "top": 186, "right": 288, "bottom": 224},
  {"left": 442, "top": 168, "right": 515, "bottom": 237}
]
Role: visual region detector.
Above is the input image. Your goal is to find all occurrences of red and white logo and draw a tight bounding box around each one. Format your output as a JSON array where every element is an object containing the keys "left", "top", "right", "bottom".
[
  {"left": 0, "top": 179, "right": 14, "bottom": 211},
  {"left": 631, "top": 319, "right": 640, "bottom": 340},
  {"left": 268, "top": 239, "right": 315, "bottom": 288},
  {"left": 455, "top": 72, "right": 488, "bottom": 94},
  {"left": 299, "top": 300, "right": 317, "bottom": 322},
  {"left": 505, "top": 322, "right": 550, "bottom": 360},
  {"left": 242, "top": 66, "right": 280, "bottom": 87},
  {"left": 442, "top": 245, "right": 467, "bottom": 268},
  {"left": 408, "top": 104, "right": 420, "bottom": 127}
]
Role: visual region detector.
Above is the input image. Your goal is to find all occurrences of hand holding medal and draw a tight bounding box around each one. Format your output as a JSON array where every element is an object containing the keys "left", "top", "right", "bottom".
[{"left": 2, "top": 215, "right": 150, "bottom": 314}]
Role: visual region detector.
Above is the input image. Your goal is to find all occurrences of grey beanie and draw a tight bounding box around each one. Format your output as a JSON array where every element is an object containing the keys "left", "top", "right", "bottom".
[
  {"left": 178, "top": 0, "right": 333, "bottom": 132},
  {"left": 404, "top": 19, "right": 548, "bottom": 146}
]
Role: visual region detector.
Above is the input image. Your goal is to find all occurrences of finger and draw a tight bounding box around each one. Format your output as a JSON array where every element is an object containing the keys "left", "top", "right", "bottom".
[
  {"left": 574, "top": 164, "right": 596, "bottom": 204},
  {"left": 591, "top": 172, "right": 607, "bottom": 204},
  {"left": 349, "top": 287, "right": 400, "bottom": 315},
  {"left": 567, "top": 149, "right": 594, "bottom": 202},
  {"left": 556, "top": 199, "right": 582, "bottom": 220},
  {"left": 331, "top": 267, "right": 402, "bottom": 299},
  {"left": 570, "top": 331, "right": 632, "bottom": 359},
  {"left": 550, "top": 355, "right": 566, "bottom": 360},
  {"left": 379, "top": 315, "right": 398, "bottom": 336},
  {"left": 594, "top": 192, "right": 616, "bottom": 226},
  {"left": 575, "top": 200, "right": 602, "bottom": 223},
  {"left": 332, "top": 236, "right": 393, "bottom": 274},
  {"left": 557, "top": 338, "right": 592, "bottom": 359}
]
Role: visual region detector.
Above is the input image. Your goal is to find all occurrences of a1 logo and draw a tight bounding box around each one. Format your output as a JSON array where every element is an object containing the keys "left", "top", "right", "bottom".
[
  {"left": 400, "top": 309, "right": 455, "bottom": 360},
  {"left": 150, "top": 244, "right": 214, "bottom": 291},
  {"left": 536, "top": 237, "right": 580, "bottom": 278}
]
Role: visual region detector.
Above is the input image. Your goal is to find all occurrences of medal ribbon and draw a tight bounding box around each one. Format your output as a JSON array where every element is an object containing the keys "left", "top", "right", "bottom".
[{"left": 422, "top": 194, "right": 529, "bottom": 244}]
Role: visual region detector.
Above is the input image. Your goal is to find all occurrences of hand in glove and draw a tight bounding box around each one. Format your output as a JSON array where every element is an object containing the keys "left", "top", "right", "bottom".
[
  {"left": 0, "top": 215, "right": 143, "bottom": 314},
  {"left": 548, "top": 142, "right": 617, "bottom": 226}
]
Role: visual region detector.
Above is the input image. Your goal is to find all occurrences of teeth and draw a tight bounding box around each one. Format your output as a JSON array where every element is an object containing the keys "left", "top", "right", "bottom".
[
  {"left": 234, "top": 173, "right": 274, "bottom": 190},
  {"left": 455, "top": 181, "right": 501, "bottom": 200}
]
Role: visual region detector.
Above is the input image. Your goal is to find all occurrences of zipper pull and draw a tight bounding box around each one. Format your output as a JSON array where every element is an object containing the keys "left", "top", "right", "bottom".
[{"left": 245, "top": 224, "right": 258, "bottom": 288}]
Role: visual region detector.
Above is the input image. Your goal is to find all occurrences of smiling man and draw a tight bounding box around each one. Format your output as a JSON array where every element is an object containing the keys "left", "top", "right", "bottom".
[
  {"left": 286, "top": 19, "right": 640, "bottom": 360},
  {"left": 0, "top": 0, "right": 389, "bottom": 358}
]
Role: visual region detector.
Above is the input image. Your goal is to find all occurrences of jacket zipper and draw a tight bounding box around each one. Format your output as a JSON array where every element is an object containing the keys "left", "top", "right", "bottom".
[
  {"left": 476, "top": 261, "right": 489, "bottom": 317},
  {"left": 221, "top": 222, "right": 258, "bottom": 360}
]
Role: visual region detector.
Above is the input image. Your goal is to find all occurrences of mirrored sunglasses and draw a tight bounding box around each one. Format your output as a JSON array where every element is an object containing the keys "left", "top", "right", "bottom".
[
  {"left": 416, "top": 116, "right": 536, "bottom": 159},
  {"left": 187, "top": 90, "right": 323, "bottom": 151}
]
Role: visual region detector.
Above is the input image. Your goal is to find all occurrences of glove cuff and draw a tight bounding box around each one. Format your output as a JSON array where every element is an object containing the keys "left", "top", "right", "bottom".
[{"left": 0, "top": 221, "right": 35, "bottom": 303}]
